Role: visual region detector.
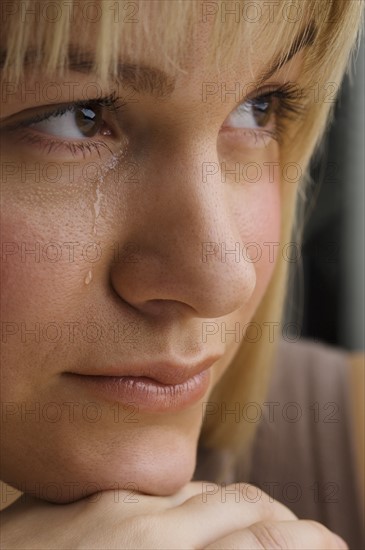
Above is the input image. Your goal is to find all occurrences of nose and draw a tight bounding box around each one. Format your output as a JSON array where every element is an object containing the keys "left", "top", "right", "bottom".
[{"left": 109, "top": 138, "right": 256, "bottom": 319}]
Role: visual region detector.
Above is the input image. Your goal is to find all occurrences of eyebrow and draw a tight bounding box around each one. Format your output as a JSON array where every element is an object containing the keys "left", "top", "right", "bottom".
[
  {"left": 0, "top": 22, "right": 316, "bottom": 98},
  {"left": 0, "top": 48, "right": 176, "bottom": 99},
  {"left": 67, "top": 53, "right": 176, "bottom": 98}
]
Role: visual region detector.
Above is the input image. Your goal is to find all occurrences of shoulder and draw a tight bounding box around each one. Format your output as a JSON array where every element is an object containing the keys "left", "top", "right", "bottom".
[
  {"left": 347, "top": 351, "right": 365, "bottom": 519},
  {"left": 255, "top": 338, "right": 357, "bottom": 447},
  {"left": 273, "top": 337, "right": 350, "bottom": 386},
  {"left": 265, "top": 338, "right": 357, "bottom": 424},
  {"left": 273, "top": 338, "right": 363, "bottom": 498},
  {"left": 246, "top": 338, "right": 364, "bottom": 549}
]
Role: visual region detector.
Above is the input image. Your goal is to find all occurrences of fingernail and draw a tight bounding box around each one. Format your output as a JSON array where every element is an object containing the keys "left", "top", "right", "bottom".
[{"left": 333, "top": 534, "right": 349, "bottom": 549}]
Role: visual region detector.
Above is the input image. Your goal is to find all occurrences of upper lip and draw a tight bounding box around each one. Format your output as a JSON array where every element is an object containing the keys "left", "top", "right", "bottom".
[{"left": 66, "top": 355, "right": 221, "bottom": 386}]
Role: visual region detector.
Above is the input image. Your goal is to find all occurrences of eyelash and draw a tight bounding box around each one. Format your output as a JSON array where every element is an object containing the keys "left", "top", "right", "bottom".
[
  {"left": 6, "top": 92, "right": 126, "bottom": 159},
  {"left": 5, "top": 84, "right": 305, "bottom": 158},
  {"left": 246, "top": 82, "right": 306, "bottom": 144}
]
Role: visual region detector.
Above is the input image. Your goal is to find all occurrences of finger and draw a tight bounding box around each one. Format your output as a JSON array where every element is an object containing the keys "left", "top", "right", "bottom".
[
  {"left": 133, "top": 480, "right": 213, "bottom": 510},
  {"left": 164, "top": 482, "right": 297, "bottom": 548},
  {"left": 168, "top": 481, "right": 212, "bottom": 507},
  {"left": 87, "top": 482, "right": 206, "bottom": 519},
  {"left": 204, "top": 520, "right": 349, "bottom": 550},
  {"left": 129, "top": 480, "right": 207, "bottom": 508}
]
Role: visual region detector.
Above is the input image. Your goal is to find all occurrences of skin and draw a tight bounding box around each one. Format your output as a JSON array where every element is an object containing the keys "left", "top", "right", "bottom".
[
  {"left": 0, "top": 483, "right": 349, "bottom": 550},
  {"left": 0, "top": 2, "right": 362, "bottom": 548},
  {"left": 0, "top": 7, "right": 292, "bottom": 502}
]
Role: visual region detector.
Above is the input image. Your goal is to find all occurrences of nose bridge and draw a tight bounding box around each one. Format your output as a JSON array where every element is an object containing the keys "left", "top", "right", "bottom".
[
  {"left": 157, "top": 141, "right": 221, "bottom": 237},
  {"left": 139, "top": 132, "right": 238, "bottom": 258},
  {"left": 109, "top": 134, "right": 257, "bottom": 318}
]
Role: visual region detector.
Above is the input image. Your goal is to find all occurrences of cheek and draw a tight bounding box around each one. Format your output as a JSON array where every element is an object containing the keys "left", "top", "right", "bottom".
[
  {"left": 222, "top": 136, "right": 282, "bottom": 301},
  {"left": 0, "top": 202, "right": 95, "bottom": 397},
  {"left": 0, "top": 213, "right": 62, "bottom": 394},
  {"left": 252, "top": 182, "right": 281, "bottom": 290},
  {"left": 0, "top": 198, "right": 93, "bottom": 317},
  {"left": 230, "top": 176, "right": 281, "bottom": 298},
  {"left": 1, "top": 216, "right": 65, "bottom": 317},
  {"left": 1, "top": 215, "right": 42, "bottom": 314},
  {"left": 207, "top": 177, "right": 281, "bottom": 389}
]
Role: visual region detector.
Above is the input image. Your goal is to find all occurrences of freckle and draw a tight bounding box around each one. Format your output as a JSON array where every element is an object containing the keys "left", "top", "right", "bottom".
[{"left": 84, "top": 269, "right": 93, "bottom": 285}]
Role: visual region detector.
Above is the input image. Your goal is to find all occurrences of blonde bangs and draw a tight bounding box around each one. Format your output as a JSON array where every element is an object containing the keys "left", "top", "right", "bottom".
[{"left": 1, "top": 1, "right": 362, "bottom": 82}]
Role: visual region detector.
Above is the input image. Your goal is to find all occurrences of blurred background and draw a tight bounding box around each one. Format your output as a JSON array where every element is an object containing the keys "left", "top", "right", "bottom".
[{"left": 285, "top": 34, "right": 364, "bottom": 352}]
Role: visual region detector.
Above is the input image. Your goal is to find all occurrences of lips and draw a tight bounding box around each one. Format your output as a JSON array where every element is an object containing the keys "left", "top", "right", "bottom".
[
  {"left": 64, "top": 355, "right": 221, "bottom": 386},
  {"left": 62, "top": 355, "right": 221, "bottom": 412}
]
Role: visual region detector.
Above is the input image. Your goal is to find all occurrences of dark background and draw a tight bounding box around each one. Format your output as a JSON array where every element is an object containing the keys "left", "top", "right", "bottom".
[{"left": 285, "top": 38, "right": 364, "bottom": 352}]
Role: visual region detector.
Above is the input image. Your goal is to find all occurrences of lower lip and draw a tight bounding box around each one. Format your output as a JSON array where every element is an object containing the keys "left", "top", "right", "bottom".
[{"left": 64, "top": 371, "right": 211, "bottom": 413}]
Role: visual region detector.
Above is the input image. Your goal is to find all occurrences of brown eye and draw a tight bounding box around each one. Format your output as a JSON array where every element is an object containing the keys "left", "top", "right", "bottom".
[
  {"left": 250, "top": 96, "right": 275, "bottom": 127},
  {"left": 221, "top": 95, "right": 276, "bottom": 131},
  {"left": 24, "top": 104, "right": 110, "bottom": 140},
  {"left": 75, "top": 106, "right": 103, "bottom": 137}
]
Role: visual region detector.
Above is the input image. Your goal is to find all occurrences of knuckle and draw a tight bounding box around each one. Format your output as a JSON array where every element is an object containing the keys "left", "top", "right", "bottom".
[
  {"left": 239, "top": 483, "right": 278, "bottom": 518},
  {"left": 248, "top": 521, "right": 291, "bottom": 550},
  {"left": 239, "top": 483, "right": 297, "bottom": 521},
  {"left": 304, "top": 519, "right": 337, "bottom": 546},
  {"left": 240, "top": 483, "right": 264, "bottom": 503},
  {"left": 191, "top": 483, "right": 221, "bottom": 503}
]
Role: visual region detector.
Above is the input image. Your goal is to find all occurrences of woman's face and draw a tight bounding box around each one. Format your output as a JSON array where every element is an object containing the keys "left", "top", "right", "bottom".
[{"left": 0, "top": 5, "right": 305, "bottom": 502}]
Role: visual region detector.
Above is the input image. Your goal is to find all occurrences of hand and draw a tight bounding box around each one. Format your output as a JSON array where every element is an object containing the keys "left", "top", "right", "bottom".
[{"left": 0, "top": 482, "right": 348, "bottom": 549}]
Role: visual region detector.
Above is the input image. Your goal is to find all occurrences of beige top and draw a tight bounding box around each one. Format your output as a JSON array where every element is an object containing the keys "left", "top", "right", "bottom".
[{"left": 194, "top": 339, "right": 364, "bottom": 550}]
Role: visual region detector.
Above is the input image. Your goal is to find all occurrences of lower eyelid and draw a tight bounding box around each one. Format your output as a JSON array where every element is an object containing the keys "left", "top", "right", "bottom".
[
  {"left": 219, "top": 126, "right": 277, "bottom": 149},
  {"left": 7, "top": 128, "right": 116, "bottom": 160}
]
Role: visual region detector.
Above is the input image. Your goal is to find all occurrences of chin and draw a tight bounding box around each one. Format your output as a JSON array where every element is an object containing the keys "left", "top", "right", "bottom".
[
  {"left": 86, "top": 436, "right": 198, "bottom": 502},
  {"left": 4, "top": 428, "right": 200, "bottom": 504}
]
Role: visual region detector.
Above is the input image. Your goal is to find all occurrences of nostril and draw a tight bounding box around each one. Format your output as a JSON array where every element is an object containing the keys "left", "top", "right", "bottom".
[{"left": 137, "top": 298, "right": 196, "bottom": 319}]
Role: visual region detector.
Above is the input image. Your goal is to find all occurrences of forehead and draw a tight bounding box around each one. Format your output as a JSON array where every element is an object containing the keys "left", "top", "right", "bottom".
[{"left": 0, "top": 0, "right": 315, "bottom": 84}]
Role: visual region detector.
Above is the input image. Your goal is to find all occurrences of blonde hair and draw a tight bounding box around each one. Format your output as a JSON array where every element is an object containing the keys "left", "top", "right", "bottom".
[{"left": 2, "top": 0, "right": 364, "bottom": 459}]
